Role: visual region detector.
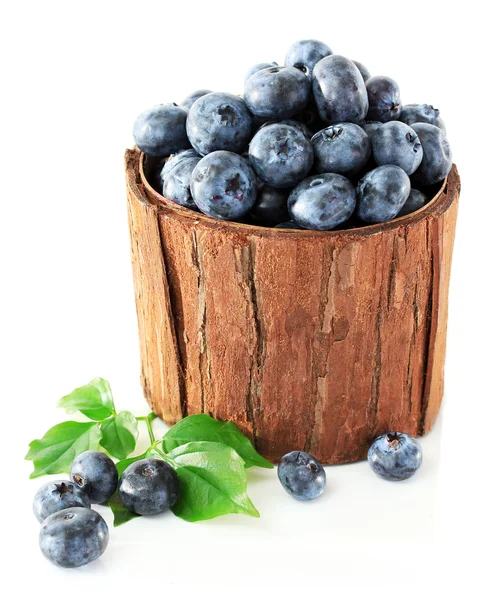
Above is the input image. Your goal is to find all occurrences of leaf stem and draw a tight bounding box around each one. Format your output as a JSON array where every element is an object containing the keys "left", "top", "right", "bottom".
[{"left": 144, "top": 413, "right": 157, "bottom": 445}]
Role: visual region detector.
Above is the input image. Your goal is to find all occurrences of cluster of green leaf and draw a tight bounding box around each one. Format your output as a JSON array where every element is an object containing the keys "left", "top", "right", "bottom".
[{"left": 26, "top": 378, "right": 273, "bottom": 526}]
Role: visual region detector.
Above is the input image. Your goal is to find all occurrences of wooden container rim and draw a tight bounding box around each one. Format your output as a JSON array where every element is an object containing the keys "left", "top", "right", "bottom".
[{"left": 127, "top": 148, "right": 459, "bottom": 239}]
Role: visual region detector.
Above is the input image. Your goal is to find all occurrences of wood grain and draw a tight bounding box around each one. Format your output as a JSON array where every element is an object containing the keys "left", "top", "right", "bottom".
[{"left": 125, "top": 148, "right": 460, "bottom": 463}]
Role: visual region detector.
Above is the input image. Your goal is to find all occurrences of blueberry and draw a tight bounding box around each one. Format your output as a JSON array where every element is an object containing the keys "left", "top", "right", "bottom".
[
  {"left": 399, "top": 103, "right": 446, "bottom": 131},
  {"left": 285, "top": 39, "right": 332, "bottom": 78},
  {"left": 352, "top": 60, "right": 371, "bottom": 82},
  {"left": 288, "top": 173, "right": 356, "bottom": 230},
  {"left": 118, "top": 458, "right": 180, "bottom": 516},
  {"left": 312, "top": 55, "right": 369, "bottom": 125},
  {"left": 39, "top": 507, "right": 109, "bottom": 568},
  {"left": 361, "top": 121, "right": 383, "bottom": 141},
  {"left": 133, "top": 104, "right": 191, "bottom": 157},
  {"left": 356, "top": 165, "right": 411, "bottom": 223},
  {"left": 410, "top": 123, "right": 452, "bottom": 186},
  {"left": 251, "top": 186, "right": 290, "bottom": 226},
  {"left": 244, "top": 62, "right": 278, "bottom": 85},
  {"left": 33, "top": 480, "right": 90, "bottom": 523},
  {"left": 371, "top": 121, "right": 423, "bottom": 175},
  {"left": 274, "top": 221, "right": 303, "bottom": 229},
  {"left": 162, "top": 155, "right": 201, "bottom": 209},
  {"left": 278, "top": 451, "right": 326, "bottom": 500},
  {"left": 160, "top": 149, "right": 201, "bottom": 182},
  {"left": 191, "top": 151, "right": 258, "bottom": 220},
  {"left": 186, "top": 92, "right": 253, "bottom": 156},
  {"left": 260, "top": 118, "right": 313, "bottom": 139},
  {"left": 294, "top": 98, "right": 327, "bottom": 133},
  {"left": 249, "top": 123, "right": 313, "bottom": 188},
  {"left": 311, "top": 123, "right": 371, "bottom": 176},
  {"left": 368, "top": 432, "right": 422, "bottom": 481},
  {"left": 396, "top": 189, "right": 428, "bottom": 217},
  {"left": 181, "top": 89, "right": 212, "bottom": 110},
  {"left": 71, "top": 451, "right": 118, "bottom": 504},
  {"left": 244, "top": 66, "right": 310, "bottom": 120},
  {"left": 366, "top": 76, "right": 402, "bottom": 123}
]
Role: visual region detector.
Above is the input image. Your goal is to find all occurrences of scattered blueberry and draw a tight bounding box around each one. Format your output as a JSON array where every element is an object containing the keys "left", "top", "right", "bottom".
[
  {"left": 285, "top": 39, "right": 332, "bottom": 78},
  {"left": 249, "top": 123, "right": 314, "bottom": 188},
  {"left": 118, "top": 458, "right": 180, "bottom": 516},
  {"left": 278, "top": 451, "right": 326, "bottom": 500},
  {"left": 71, "top": 451, "right": 118, "bottom": 504},
  {"left": 244, "top": 66, "right": 310, "bottom": 120},
  {"left": 400, "top": 103, "right": 446, "bottom": 131},
  {"left": 366, "top": 76, "right": 402, "bottom": 122},
  {"left": 33, "top": 480, "right": 90, "bottom": 523},
  {"left": 311, "top": 123, "right": 371, "bottom": 176},
  {"left": 186, "top": 92, "right": 253, "bottom": 156},
  {"left": 353, "top": 60, "right": 371, "bottom": 82},
  {"left": 356, "top": 165, "right": 411, "bottom": 223},
  {"left": 396, "top": 188, "right": 428, "bottom": 217},
  {"left": 244, "top": 62, "right": 278, "bottom": 85},
  {"left": 368, "top": 432, "right": 422, "bottom": 481},
  {"left": 133, "top": 104, "right": 191, "bottom": 157},
  {"left": 288, "top": 173, "right": 356, "bottom": 230},
  {"left": 162, "top": 155, "right": 201, "bottom": 209},
  {"left": 371, "top": 121, "right": 423, "bottom": 175},
  {"left": 191, "top": 151, "right": 258, "bottom": 220},
  {"left": 181, "top": 89, "right": 212, "bottom": 110},
  {"left": 39, "top": 507, "right": 109, "bottom": 568},
  {"left": 251, "top": 186, "right": 290, "bottom": 226},
  {"left": 312, "top": 55, "right": 369, "bottom": 124},
  {"left": 410, "top": 123, "right": 452, "bottom": 186}
]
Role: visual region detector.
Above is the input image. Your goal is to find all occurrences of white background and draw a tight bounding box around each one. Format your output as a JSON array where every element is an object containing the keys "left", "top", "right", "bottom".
[{"left": 1, "top": 1, "right": 496, "bottom": 596}]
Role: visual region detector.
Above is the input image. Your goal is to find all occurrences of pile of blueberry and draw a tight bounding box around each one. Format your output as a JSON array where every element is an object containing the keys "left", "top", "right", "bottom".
[
  {"left": 34, "top": 451, "right": 179, "bottom": 568},
  {"left": 133, "top": 39, "right": 452, "bottom": 230}
]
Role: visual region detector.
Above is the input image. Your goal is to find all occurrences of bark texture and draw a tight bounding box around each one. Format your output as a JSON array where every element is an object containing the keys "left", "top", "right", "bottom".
[{"left": 126, "top": 148, "right": 460, "bottom": 464}]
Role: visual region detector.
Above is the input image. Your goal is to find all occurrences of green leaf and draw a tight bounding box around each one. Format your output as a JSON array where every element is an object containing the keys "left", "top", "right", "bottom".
[
  {"left": 26, "top": 421, "right": 102, "bottom": 478},
  {"left": 58, "top": 377, "right": 116, "bottom": 421},
  {"left": 167, "top": 441, "right": 260, "bottom": 522},
  {"left": 108, "top": 452, "right": 149, "bottom": 526},
  {"left": 100, "top": 411, "right": 139, "bottom": 460},
  {"left": 162, "top": 414, "right": 273, "bottom": 469}
]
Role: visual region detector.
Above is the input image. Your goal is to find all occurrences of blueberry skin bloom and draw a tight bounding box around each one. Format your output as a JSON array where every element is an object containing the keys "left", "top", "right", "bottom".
[
  {"left": 361, "top": 121, "right": 383, "bottom": 141},
  {"left": 133, "top": 104, "right": 191, "bottom": 157},
  {"left": 371, "top": 121, "right": 423, "bottom": 175},
  {"left": 400, "top": 103, "right": 446, "bottom": 132},
  {"left": 118, "top": 458, "right": 180, "bottom": 516},
  {"left": 249, "top": 123, "right": 313, "bottom": 189},
  {"left": 162, "top": 156, "right": 201, "bottom": 209},
  {"left": 368, "top": 432, "right": 422, "bottom": 481},
  {"left": 191, "top": 151, "right": 258, "bottom": 220},
  {"left": 288, "top": 173, "right": 356, "bottom": 231},
  {"left": 251, "top": 186, "right": 290, "bottom": 226},
  {"left": 186, "top": 92, "right": 253, "bottom": 156},
  {"left": 39, "top": 507, "right": 109, "bottom": 568},
  {"left": 244, "top": 62, "right": 278, "bottom": 85},
  {"left": 33, "top": 480, "right": 90, "bottom": 523},
  {"left": 312, "top": 55, "right": 369, "bottom": 125},
  {"left": 397, "top": 189, "right": 427, "bottom": 217},
  {"left": 71, "top": 451, "right": 118, "bottom": 504},
  {"left": 278, "top": 451, "right": 326, "bottom": 500},
  {"left": 352, "top": 60, "right": 371, "bottom": 82},
  {"left": 411, "top": 123, "right": 452, "bottom": 186},
  {"left": 244, "top": 66, "right": 311, "bottom": 120},
  {"left": 180, "top": 89, "right": 212, "bottom": 110},
  {"left": 312, "top": 123, "right": 371, "bottom": 176},
  {"left": 356, "top": 165, "right": 411, "bottom": 224},
  {"left": 160, "top": 149, "right": 201, "bottom": 182},
  {"left": 366, "top": 76, "right": 402, "bottom": 123},
  {"left": 285, "top": 39, "right": 332, "bottom": 78}
]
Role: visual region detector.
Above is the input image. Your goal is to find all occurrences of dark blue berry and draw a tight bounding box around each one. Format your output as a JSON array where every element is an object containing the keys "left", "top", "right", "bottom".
[
  {"left": 361, "top": 121, "right": 383, "bottom": 141},
  {"left": 356, "top": 165, "right": 411, "bottom": 223},
  {"left": 371, "top": 121, "right": 423, "bottom": 175},
  {"left": 162, "top": 155, "right": 200, "bottom": 209},
  {"left": 311, "top": 123, "right": 371, "bottom": 176},
  {"left": 160, "top": 149, "right": 201, "bottom": 181},
  {"left": 285, "top": 39, "right": 332, "bottom": 78},
  {"left": 312, "top": 55, "right": 369, "bottom": 125},
  {"left": 251, "top": 186, "right": 290, "bottom": 226},
  {"left": 133, "top": 104, "right": 190, "bottom": 157},
  {"left": 288, "top": 173, "right": 356, "bottom": 230},
  {"left": 39, "top": 507, "right": 109, "bottom": 568},
  {"left": 397, "top": 189, "right": 427, "bottom": 217},
  {"left": 186, "top": 92, "right": 253, "bottom": 156},
  {"left": 244, "top": 62, "right": 278, "bottom": 85},
  {"left": 118, "top": 458, "right": 180, "bottom": 516},
  {"left": 366, "top": 76, "right": 402, "bottom": 122},
  {"left": 410, "top": 123, "right": 452, "bottom": 186},
  {"left": 249, "top": 123, "right": 313, "bottom": 188},
  {"left": 191, "top": 151, "right": 258, "bottom": 220},
  {"left": 244, "top": 66, "right": 310, "bottom": 120},
  {"left": 368, "top": 432, "right": 422, "bottom": 481},
  {"left": 399, "top": 104, "right": 446, "bottom": 131},
  {"left": 180, "top": 89, "right": 212, "bottom": 110},
  {"left": 278, "top": 451, "right": 326, "bottom": 500},
  {"left": 71, "top": 451, "right": 118, "bottom": 504},
  {"left": 353, "top": 60, "right": 371, "bottom": 82},
  {"left": 33, "top": 480, "right": 90, "bottom": 523}
]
